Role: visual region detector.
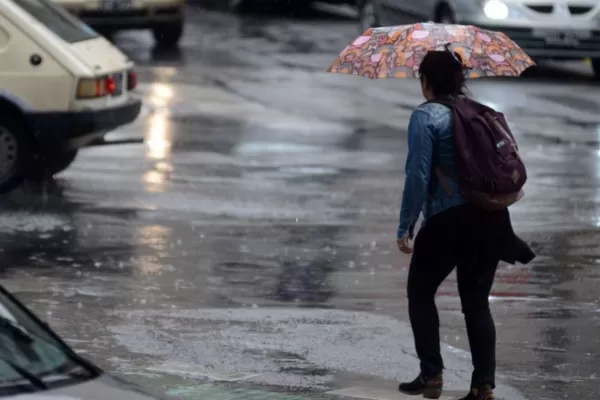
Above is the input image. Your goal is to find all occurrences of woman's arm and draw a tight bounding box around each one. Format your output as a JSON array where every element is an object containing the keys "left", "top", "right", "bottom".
[{"left": 397, "top": 109, "right": 435, "bottom": 239}]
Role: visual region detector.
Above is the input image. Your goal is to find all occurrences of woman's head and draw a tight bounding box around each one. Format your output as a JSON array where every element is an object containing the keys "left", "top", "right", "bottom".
[{"left": 418, "top": 49, "right": 466, "bottom": 100}]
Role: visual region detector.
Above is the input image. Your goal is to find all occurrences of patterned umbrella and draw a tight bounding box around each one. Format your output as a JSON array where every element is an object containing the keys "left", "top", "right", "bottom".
[{"left": 327, "top": 22, "right": 535, "bottom": 79}]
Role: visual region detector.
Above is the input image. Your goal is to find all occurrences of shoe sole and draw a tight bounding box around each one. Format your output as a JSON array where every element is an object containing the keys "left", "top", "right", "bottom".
[
  {"left": 398, "top": 388, "right": 442, "bottom": 399},
  {"left": 398, "top": 388, "right": 424, "bottom": 395},
  {"left": 423, "top": 388, "right": 442, "bottom": 399}
]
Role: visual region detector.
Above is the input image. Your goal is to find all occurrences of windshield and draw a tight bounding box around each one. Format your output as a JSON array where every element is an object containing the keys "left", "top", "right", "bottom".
[
  {"left": 0, "top": 287, "right": 97, "bottom": 396},
  {"left": 11, "top": 0, "right": 98, "bottom": 43}
]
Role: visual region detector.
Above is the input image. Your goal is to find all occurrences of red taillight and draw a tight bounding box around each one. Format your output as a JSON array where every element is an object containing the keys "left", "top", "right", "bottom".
[
  {"left": 127, "top": 70, "right": 137, "bottom": 90},
  {"left": 105, "top": 76, "right": 116, "bottom": 94}
]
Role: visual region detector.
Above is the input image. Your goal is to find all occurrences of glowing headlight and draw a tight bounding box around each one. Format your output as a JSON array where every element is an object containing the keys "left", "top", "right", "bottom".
[{"left": 483, "top": 0, "right": 509, "bottom": 19}]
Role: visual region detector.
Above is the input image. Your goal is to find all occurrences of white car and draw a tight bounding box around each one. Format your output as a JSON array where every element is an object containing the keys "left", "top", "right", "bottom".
[
  {"left": 357, "top": 0, "right": 600, "bottom": 77},
  {"left": 53, "top": 0, "right": 185, "bottom": 47},
  {"left": 0, "top": 0, "right": 142, "bottom": 193},
  {"left": 0, "top": 285, "right": 169, "bottom": 399}
]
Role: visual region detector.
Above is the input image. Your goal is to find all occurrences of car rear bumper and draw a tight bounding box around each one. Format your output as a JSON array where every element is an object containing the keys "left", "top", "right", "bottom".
[
  {"left": 26, "top": 97, "right": 142, "bottom": 150},
  {"left": 68, "top": 6, "right": 182, "bottom": 28},
  {"left": 466, "top": 23, "right": 600, "bottom": 60}
]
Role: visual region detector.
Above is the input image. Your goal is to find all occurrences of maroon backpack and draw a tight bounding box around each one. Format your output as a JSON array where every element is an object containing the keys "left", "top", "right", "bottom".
[{"left": 430, "top": 96, "right": 527, "bottom": 211}]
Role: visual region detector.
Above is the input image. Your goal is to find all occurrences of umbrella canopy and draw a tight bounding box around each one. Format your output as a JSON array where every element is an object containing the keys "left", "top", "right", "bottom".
[{"left": 327, "top": 22, "right": 535, "bottom": 79}]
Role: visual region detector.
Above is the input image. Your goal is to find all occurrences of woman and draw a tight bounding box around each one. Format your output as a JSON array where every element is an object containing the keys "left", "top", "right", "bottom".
[{"left": 396, "top": 50, "right": 534, "bottom": 400}]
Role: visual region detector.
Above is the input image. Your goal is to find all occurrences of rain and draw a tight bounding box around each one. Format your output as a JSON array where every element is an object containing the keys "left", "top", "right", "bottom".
[{"left": 0, "top": 2, "right": 600, "bottom": 400}]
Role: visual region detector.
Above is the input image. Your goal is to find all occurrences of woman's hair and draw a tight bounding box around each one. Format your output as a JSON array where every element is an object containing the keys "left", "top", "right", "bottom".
[{"left": 418, "top": 49, "right": 466, "bottom": 97}]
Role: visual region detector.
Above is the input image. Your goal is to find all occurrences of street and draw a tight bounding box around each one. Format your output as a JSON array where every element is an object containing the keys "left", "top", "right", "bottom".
[{"left": 1, "top": 3, "right": 600, "bottom": 400}]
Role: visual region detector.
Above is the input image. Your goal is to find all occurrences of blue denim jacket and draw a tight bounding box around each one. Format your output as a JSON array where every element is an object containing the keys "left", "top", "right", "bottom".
[{"left": 397, "top": 102, "right": 465, "bottom": 239}]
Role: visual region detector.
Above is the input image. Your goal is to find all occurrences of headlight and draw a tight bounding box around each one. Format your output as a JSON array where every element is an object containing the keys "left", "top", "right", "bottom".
[{"left": 483, "top": 0, "right": 509, "bottom": 19}]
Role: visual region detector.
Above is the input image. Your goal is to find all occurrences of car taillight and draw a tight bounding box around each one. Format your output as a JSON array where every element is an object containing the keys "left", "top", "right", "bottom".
[
  {"left": 127, "top": 70, "right": 137, "bottom": 90},
  {"left": 77, "top": 74, "right": 124, "bottom": 99},
  {"left": 106, "top": 76, "right": 116, "bottom": 94},
  {"left": 76, "top": 78, "right": 106, "bottom": 99}
]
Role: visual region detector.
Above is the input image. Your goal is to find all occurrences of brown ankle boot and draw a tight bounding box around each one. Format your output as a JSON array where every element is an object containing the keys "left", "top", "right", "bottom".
[
  {"left": 399, "top": 373, "right": 443, "bottom": 399},
  {"left": 476, "top": 384, "right": 494, "bottom": 400}
]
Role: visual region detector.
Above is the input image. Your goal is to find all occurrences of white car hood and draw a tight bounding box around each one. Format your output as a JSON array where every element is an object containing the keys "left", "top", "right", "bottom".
[{"left": 12, "top": 375, "right": 169, "bottom": 400}]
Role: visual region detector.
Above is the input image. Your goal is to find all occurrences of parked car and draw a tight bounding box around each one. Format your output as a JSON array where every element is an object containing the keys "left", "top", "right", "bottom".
[
  {"left": 227, "top": 0, "right": 355, "bottom": 12},
  {"left": 357, "top": 0, "right": 600, "bottom": 77},
  {"left": 0, "top": 285, "right": 171, "bottom": 399},
  {"left": 0, "top": 0, "right": 142, "bottom": 193},
  {"left": 52, "top": 0, "right": 185, "bottom": 47}
]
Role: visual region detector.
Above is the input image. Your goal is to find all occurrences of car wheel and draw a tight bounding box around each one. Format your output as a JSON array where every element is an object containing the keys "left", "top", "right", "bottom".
[
  {"left": 152, "top": 20, "right": 184, "bottom": 47},
  {"left": 592, "top": 58, "right": 600, "bottom": 80},
  {"left": 436, "top": 5, "right": 456, "bottom": 23},
  {"left": 28, "top": 150, "right": 79, "bottom": 181},
  {"left": 227, "top": 0, "right": 247, "bottom": 12},
  {"left": 358, "top": 0, "right": 381, "bottom": 33},
  {"left": 0, "top": 116, "right": 31, "bottom": 194}
]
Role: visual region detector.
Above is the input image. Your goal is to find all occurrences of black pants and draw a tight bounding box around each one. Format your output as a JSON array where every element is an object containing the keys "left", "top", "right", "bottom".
[{"left": 407, "top": 204, "right": 505, "bottom": 389}]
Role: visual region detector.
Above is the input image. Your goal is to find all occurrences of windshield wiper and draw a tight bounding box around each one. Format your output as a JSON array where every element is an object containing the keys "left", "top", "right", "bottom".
[
  {"left": 0, "top": 357, "right": 47, "bottom": 390},
  {"left": 0, "top": 316, "right": 33, "bottom": 344}
]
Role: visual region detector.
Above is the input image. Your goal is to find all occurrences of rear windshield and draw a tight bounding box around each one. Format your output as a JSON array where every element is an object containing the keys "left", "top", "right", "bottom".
[{"left": 11, "top": 0, "right": 99, "bottom": 43}]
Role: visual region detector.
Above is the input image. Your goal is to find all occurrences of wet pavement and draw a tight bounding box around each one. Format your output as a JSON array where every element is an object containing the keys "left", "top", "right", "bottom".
[{"left": 2, "top": 3, "right": 600, "bottom": 400}]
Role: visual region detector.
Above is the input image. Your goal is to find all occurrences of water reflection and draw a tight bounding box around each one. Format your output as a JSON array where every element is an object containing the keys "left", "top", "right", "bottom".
[
  {"left": 145, "top": 84, "right": 173, "bottom": 192},
  {"left": 0, "top": 180, "right": 138, "bottom": 279},
  {"left": 150, "top": 45, "right": 184, "bottom": 65}
]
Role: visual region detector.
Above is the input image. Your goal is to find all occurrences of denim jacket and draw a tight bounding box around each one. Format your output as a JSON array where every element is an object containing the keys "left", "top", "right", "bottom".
[{"left": 397, "top": 102, "right": 465, "bottom": 239}]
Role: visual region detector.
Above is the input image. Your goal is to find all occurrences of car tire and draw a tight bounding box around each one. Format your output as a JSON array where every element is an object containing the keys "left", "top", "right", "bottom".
[
  {"left": 152, "top": 20, "right": 184, "bottom": 47},
  {"left": 0, "top": 115, "right": 32, "bottom": 194},
  {"left": 358, "top": 0, "right": 381, "bottom": 33},
  {"left": 436, "top": 4, "right": 456, "bottom": 23},
  {"left": 28, "top": 150, "right": 79, "bottom": 181},
  {"left": 592, "top": 58, "right": 600, "bottom": 80},
  {"left": 228, "top": 0, "right": 249, "bottom": 12}
]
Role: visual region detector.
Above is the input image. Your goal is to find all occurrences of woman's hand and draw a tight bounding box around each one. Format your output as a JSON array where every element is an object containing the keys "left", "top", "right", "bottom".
[{"left": 397, "top": 236, "right": 413, "bottom": 254}]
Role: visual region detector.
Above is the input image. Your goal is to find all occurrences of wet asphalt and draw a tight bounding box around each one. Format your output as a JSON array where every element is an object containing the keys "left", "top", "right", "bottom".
[{"left": 1, "top": 3, "right": 600, "bottom": 400}]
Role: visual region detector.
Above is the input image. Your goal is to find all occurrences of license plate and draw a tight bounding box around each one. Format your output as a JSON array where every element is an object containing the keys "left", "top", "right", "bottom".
[
  {"left": 532, "top": 28, "right": 591, "bottom": 46},
  {"left": 99, "top": 0, "right": 132, "bottom": 10}
]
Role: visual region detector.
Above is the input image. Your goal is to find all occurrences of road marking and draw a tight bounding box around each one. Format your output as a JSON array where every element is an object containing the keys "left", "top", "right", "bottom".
[{"left": 327, "top": 386, "right": 461, "bottom": 400}]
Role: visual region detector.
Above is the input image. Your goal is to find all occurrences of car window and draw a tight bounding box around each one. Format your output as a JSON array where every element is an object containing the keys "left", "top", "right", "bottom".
[
  {"left": 0, "top": 288, "right": 97, "bottom": 395},
  {"left": 11, "top": 0, "right": 98, "bottom": 43}
]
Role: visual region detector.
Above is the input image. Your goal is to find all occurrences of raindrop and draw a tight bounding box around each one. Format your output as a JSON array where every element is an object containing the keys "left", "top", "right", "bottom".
[
  {"left": 77, "top": 303, "right": 83, "bottom": 309},
  {"left": 369, "top": 269, "right": 375, "bottom": 276},
  {"left": 348, "top": 261, "right": 355, "bottom": 269},
  {"left": 370, "top": 241, "right": 376, "bottom": 250},
  {"left": 94, "top": 262, "right": 102, "bottom": 268},
  {"left": 252, "top": 304, "right": 258, "bottom": 309},
  {"left": 140, "top": 299, "right": 147, "bottom": 304}
]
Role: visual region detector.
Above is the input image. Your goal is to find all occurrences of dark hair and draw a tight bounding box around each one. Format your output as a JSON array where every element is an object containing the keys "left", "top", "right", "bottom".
[{"left": 418, "top": 50, "right": 466, "bottom": 97}]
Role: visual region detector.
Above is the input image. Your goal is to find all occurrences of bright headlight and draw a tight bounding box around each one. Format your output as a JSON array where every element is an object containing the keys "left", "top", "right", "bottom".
[{"left": 483, "top": 0, "right": 509, "bottom": 19}]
